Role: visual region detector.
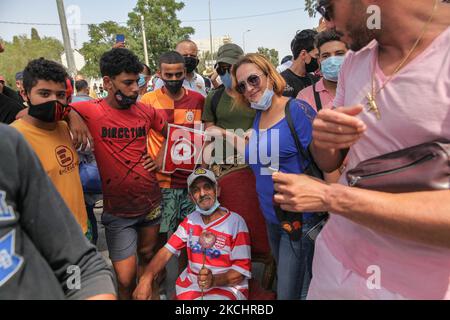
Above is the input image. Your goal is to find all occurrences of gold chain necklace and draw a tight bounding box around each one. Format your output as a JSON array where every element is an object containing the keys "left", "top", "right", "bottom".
[{"left": 367, "top": 0, "right": 440, "bottom": 120}]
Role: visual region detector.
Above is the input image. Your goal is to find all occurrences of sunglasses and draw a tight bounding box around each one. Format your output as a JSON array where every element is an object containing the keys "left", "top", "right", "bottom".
[
  {"left": 316, "top": 0, "right": 333, "bottom": 21},
  {"left": 235, "top": 73, "right": 264, "bottom": 95},
  {"left": 215, "top": 65, "right": 232, "bottom": 76}
]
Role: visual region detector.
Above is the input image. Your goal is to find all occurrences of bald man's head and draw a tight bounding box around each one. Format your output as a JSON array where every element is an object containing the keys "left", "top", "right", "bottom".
[
  {"left": 176, "top": 40, "right": 199, "bottom": 74},
  {"left": 176, "top": 40, "right": 198, "bottom": 58}
]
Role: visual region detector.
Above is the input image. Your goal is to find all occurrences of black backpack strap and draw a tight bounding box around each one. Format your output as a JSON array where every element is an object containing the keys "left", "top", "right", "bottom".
[
  {"left": 284, "top": 99, "right": 324, "bottom": 179},
  {"left": 210, "top": 85, "right": 225, "bottom": 124},
  {"left": 285, "top": 99, "right": 309, "bottom": 172},
  {"left": 312, "top": 82, "right": 323, "bottom": 112}
]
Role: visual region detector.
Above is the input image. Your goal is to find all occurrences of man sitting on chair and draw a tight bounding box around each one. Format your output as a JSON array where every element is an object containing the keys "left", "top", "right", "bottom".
[{"left": 133, "top": 168, "right": 251, "bottom": 300}]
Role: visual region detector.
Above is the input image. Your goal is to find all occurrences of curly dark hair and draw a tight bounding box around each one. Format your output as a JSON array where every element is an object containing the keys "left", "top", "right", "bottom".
[
  {"left": 315, "top": 30, "right": 348, "bottom": 54},
  {"left": 100, "top": 48, "right": 142, "bottom": 78},
  {"left": 23, "top": 58, "right": 68, "bottom": 94}
]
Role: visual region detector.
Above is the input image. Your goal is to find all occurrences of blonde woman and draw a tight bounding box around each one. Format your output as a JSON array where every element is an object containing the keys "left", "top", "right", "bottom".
[{"left": 210, "top": 53, "right": 324, "bottom": 300}]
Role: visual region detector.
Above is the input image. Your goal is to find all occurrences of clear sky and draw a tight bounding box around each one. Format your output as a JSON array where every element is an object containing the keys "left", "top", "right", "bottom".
[{"left": 0, "top": 0, "right": 320, "bottom": 61}]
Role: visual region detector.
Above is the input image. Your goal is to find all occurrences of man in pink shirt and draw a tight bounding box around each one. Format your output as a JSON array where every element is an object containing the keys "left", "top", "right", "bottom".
[
  {"left": 297, "top": 30, "right": 348, "bottom": 112},
  {"left": 273, "top": 0, "right": 450, "bottom": 299}
]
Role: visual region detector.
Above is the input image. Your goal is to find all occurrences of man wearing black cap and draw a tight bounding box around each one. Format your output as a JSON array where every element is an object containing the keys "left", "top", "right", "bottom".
[{"left": 202, "top": 43, "right": 255, "bottom": 175}]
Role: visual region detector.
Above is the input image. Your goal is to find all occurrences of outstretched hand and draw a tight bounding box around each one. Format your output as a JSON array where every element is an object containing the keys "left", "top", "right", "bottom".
[
  {"left": 133, "top": 278, "right": 153, "bottom": 300},
  {"left": 312, "top": 105, "right": 366, "bottom": 151},
  {"left": 272, "top": 172, "right": 331, "bottom": 213}
]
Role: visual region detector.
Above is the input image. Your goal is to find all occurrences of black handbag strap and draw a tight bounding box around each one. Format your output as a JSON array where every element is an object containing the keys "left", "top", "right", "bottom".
[
  {"left": 285, "top": 99, "right": 323, "bottom": 179},
  {"left": 285, "top": 100, "right": 309, "bottom": 173},
  {"left": 312, "top": 82, "right": 323, "bottom": 112}
]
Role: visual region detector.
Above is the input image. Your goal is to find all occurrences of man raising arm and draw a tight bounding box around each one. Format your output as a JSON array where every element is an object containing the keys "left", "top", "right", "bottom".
[{"left": 273, "top": 0, "right": 450, "bottom": 300}]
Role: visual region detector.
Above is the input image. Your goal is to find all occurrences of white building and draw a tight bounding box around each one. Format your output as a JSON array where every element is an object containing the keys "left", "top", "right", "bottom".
[
  {"left": 193, "top": 36, "right": 233, "bottom": 68},
  {"left": 61, "top": 49, "right": 86, "bottom": 73},
  {"left": 194, "top": 35, "right": 232, "bottom": 55}
]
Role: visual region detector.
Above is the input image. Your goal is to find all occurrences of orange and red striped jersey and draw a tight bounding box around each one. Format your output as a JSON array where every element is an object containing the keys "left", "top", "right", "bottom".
[{"left": 141, "top": 88, "right": 205, "bottom": 189}]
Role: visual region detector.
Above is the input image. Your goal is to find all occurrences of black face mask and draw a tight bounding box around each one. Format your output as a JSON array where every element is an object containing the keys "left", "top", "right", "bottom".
[
  {"left": 110, "top": 81, "right": 138, "bottom": 109},
  {"left": 184, "top": 57, "right": 199, "bottom": 74},
  {"left": 163, "top": 79, "right": 184, "bottom": 95},
  {"left": 113, "top": 89, "right": 138, "bottom": 109},
  {"left": 28, "top": 99, "right": 71, "bottom": 123},
  {"left": 306, "top": 57, "right": 320, "bottom": 73}
]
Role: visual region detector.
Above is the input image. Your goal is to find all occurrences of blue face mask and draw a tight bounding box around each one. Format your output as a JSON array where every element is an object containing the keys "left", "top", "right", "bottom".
[
  {"left": 250, "top": 88, "right": 275, "bottom": 111},
  {"left": 138, "top": 74, "right": 147, "bottom": 88},
  {"left": 220, "top": 71, "right": 232, "bottom": 90},
  {"left": 321, "top": 56, "right": 345, "bottom": 82},
  {"left": 196, "top": 199, "right": 221, "bottom": 216}
]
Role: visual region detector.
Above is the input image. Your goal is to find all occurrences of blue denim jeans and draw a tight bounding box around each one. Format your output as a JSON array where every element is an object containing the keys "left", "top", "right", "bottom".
[{"left": 266, "top": 215, "right": 323, "bottom": 300}]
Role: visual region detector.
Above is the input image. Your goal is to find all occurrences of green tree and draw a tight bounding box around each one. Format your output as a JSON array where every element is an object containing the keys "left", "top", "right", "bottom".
[
  {"left": 79, "top": 21, "right": 138, "bottom": 78},
  {"left": 257, "top": 47, "right": 280, "bottom": 67},
  {"left": 0, "top": 32, "right": 64, "bottom": 86},
  {"left": 128, "top": 0, "right": 194, "bottom": 72},
  {"left": 197, "top": 50, "right": 217, "bottom": 75},
  {"left": 31, "top": 28, "right": 41, "bottom": 41},
  {"left": 304, "top": 0, "right": 319, "bottom": 18},
  {"left": 79, "top": 0, "right": 194, "bottom": 78}
]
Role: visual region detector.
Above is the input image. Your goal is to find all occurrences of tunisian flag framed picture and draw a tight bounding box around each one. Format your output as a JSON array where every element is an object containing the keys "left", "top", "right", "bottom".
[{"left": 161, "top": 124, "right": 206, "bottom": 174}]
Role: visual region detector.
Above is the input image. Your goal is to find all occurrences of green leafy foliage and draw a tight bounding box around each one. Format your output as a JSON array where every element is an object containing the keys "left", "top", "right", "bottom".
[
  {"left": 304, "top": 0, "right": 319, "bottom": 18},
  {"left": 80, "top": 0, "right": 194, "bottom": 78},
  {"left": 79, "top": 21, "right": 138, "bottom": 78},
  {"left": 0, "top": 29, "right": 64, "bottom": 86},
  {"left": 257, "top": 47, "right": 280, "bottom": 67}
]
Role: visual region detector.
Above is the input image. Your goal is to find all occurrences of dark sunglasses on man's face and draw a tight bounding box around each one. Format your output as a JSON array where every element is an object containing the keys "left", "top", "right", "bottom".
[
  {"left": 235, "top": 74, "right": 263, "bottom": 95},
  {"left": 215, "top": 65, "right": 232, "bottom": 76},
  {"left": 316, "top": 0, "right": 333, "bottom": 21}
]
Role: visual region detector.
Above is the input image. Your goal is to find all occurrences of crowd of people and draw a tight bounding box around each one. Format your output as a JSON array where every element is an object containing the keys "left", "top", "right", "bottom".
[{"left": 0, "top": 0, "right": 449, "bottom": 301}]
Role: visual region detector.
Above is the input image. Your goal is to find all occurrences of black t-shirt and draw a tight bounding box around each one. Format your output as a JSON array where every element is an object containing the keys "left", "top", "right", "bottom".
[
  {"left": 0, "top": 93, "right": 22, "bottom": 124},
  {"left": 281, "top": 69, "right": 319, "bottom": 98},
  {"left": 2, "top": 86, "right": 24, "bottom": 105}
]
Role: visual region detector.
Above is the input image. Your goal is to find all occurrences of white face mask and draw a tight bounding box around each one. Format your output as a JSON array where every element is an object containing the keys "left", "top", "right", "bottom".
[
  {"left": 195, "top": 199, "right": 221, "bottom": 216},
  {"left": 250, "top": 88, "right": 275, "bottom": 111}
]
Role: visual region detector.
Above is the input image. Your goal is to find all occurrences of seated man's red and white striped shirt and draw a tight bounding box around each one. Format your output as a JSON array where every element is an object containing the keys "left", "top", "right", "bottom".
[{"left": 165, "top": 207, "right": 252, "bottom": 300}]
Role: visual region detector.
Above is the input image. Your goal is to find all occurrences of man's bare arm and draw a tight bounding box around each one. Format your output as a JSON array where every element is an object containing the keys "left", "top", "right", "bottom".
[
  {"left": 273, "top": 172, "right": 450, "bottom": 249},
  {"left": 326, "top": 185, "right": 450, "bottom": 249},
  {"left": 133, "top": 247, "right": 173, "bottom": 300}
]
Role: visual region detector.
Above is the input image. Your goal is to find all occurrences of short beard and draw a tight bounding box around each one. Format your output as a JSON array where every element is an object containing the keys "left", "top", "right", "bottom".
[
  {"left": 347, "top": 24, "right": 376, "bottom": 51},
  {"left": 346, "top": 1, "right": 377, "bottom": 51}
]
